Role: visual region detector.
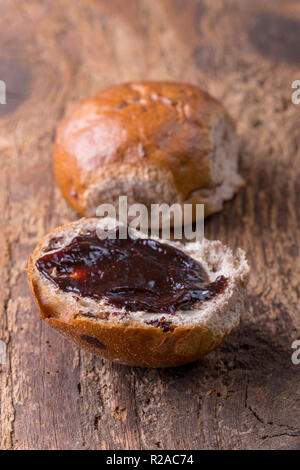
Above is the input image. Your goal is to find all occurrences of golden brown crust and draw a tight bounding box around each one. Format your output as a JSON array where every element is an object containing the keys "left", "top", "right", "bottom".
[
  {"left": 46, "top": 318, "right": 228, "bottom": 368},
  {"left": 54, "top": 81, "right": 243, "bottom": 219}
]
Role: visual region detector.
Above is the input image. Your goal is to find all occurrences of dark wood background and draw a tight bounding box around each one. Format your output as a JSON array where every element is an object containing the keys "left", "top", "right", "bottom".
[{"left": 0, "top": 0, "right": 299, "bottom": 450}]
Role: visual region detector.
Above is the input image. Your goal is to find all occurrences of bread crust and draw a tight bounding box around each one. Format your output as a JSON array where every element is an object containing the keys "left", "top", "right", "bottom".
[
  {"left": 54, "top": 81, "right": 244, "bottom": 220},
  {"left": 29, "top": 274, "right": 229, "bottom": 368},
  {"left": 27, "top": 218, "right": 248, "bottom": 368}
]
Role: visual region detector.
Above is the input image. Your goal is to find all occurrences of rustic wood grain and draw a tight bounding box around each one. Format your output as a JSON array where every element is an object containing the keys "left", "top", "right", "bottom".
[{"left": 0, "top": 0, "right": 299, "bottom": 450}]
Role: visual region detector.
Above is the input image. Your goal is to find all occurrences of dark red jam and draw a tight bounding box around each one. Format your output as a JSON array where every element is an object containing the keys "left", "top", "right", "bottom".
[
  {"left": 146, "top": 317, "right": 174, "bottom": 332},
  {"left": 36, "top": 230, "right": 228, "bottom": 314}
]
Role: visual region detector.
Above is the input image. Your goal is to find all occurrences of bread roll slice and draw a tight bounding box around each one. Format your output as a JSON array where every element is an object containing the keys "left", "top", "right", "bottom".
[{"left": 28, "top": 218, "right": 249, "bottom": 368}]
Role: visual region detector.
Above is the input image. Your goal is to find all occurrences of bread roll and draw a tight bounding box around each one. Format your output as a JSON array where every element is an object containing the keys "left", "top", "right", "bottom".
[
  {"left": 54, "top": 82, "right": 244, "bottom": 221},
  {"left": 28, "top": 218, "right": 249, "bottom": 368}
]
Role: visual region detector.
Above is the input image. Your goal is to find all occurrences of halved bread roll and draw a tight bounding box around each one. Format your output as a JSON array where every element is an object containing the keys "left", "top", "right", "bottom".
[
  {"left": 54, "top": 81, "right": 244, "bottom": 221},
  {"left": 28, "top": 218, "right": 249, "bottom": 368}
]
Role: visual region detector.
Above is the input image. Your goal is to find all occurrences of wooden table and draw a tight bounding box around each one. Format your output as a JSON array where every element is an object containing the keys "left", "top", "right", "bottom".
[{"left": 0, "top": 0, "right": 299, "bottom": 450}]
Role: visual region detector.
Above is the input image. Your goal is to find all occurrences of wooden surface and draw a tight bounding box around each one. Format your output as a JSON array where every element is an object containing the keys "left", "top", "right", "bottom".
[{"left": 0, "top": 0, "right": 299, "bottom": 450}]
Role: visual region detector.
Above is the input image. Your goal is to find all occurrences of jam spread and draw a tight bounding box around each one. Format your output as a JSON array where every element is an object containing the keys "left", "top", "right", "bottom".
[{"left": 36, "top": 230, "right": 228, "bottom": 314}]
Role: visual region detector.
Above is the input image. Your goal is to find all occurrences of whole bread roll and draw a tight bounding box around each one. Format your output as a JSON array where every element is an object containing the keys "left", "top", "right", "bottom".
[
  {"left": 28, "top": 218, "right": 249, "bottom": 368},
  {"left": 54, "top": 81, "right": 244, "bottom": 220}
]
